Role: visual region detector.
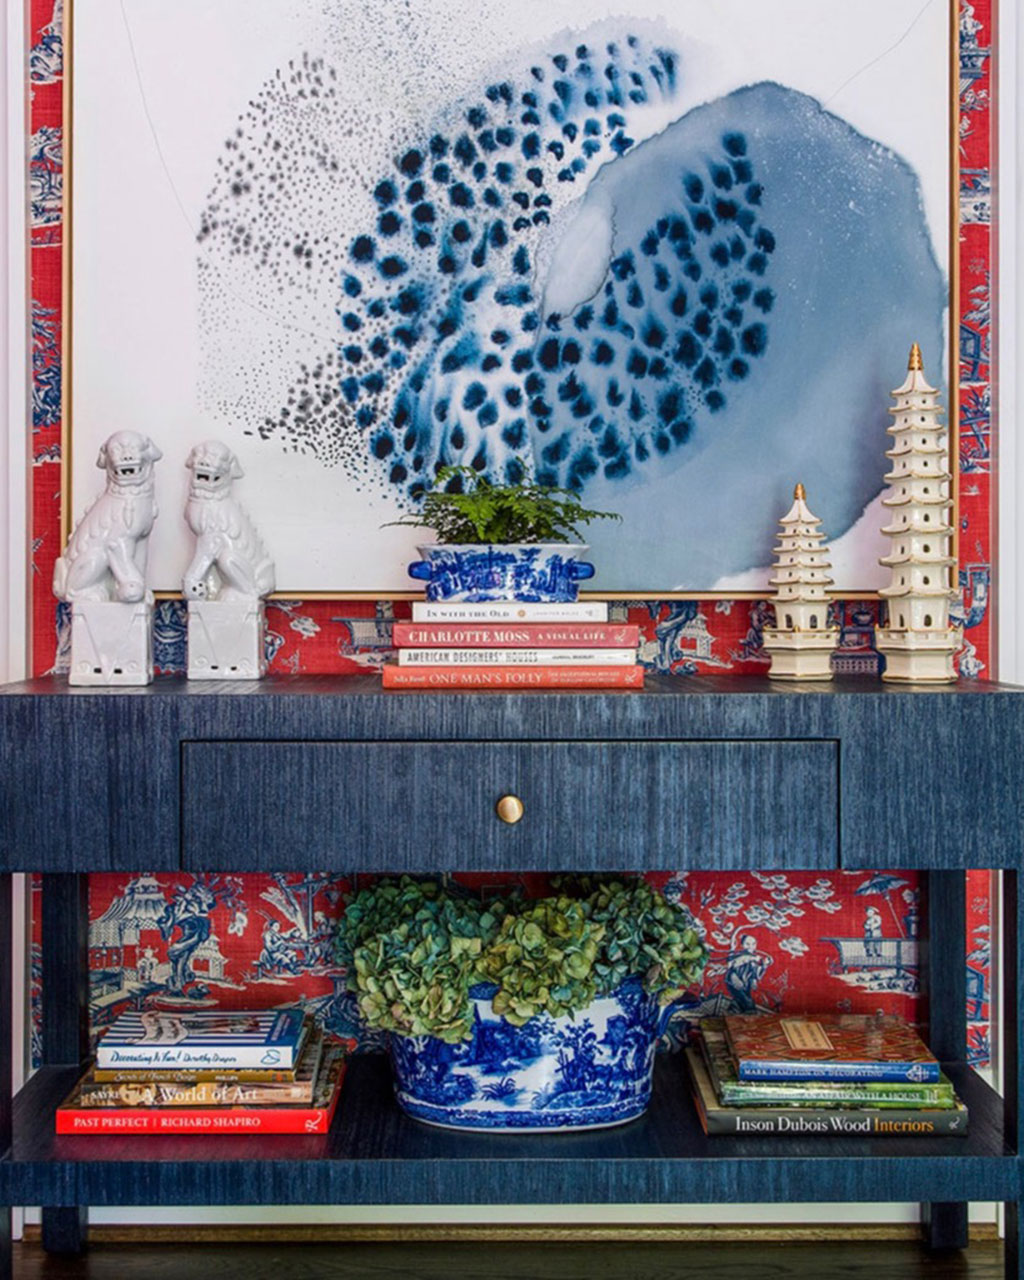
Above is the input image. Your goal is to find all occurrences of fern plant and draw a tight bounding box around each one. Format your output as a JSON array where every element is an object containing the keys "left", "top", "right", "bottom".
[{"left": 388, "top": 465, "right": 620, "bottom": 545}]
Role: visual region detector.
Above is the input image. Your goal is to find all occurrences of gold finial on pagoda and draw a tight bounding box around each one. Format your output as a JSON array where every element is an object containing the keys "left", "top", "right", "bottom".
[
  {"left": 794, "top": 483, "right": 806, "bottom": 500},
  {"left": 908, "top": 342, "right": 923, "bottom": 371}
]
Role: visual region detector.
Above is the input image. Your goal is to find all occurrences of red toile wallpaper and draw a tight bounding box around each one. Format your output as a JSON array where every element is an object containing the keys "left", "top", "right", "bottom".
[
  {"left": 25, "top": 0, "right": 994, "bottom": 1065},
  {"left": 26, "top": 868, "right": 992, "bottom": 1069}
]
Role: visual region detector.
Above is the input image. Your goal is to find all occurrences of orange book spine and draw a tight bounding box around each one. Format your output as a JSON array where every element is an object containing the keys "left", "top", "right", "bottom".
[{"left": 382, "top": 665, "right": 645, "bottom": 689}]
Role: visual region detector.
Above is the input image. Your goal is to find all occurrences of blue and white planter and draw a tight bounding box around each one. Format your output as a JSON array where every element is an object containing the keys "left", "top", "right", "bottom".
[
  {"left": 388, "top": 980, "right": 677, "bottom": 1132},
  {"left": 407, "top": 543, "right": 595, "bottom": 603}
]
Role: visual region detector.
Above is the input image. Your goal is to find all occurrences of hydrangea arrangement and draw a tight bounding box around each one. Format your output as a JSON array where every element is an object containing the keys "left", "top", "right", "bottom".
[{"left": 336, "top": 876, "right": 707, "bottom": 1043}]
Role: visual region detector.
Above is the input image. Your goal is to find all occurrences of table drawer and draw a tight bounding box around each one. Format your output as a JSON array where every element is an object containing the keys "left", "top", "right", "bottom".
[{"left": 181, "top": 739, "right": 837, "bottom": 871}]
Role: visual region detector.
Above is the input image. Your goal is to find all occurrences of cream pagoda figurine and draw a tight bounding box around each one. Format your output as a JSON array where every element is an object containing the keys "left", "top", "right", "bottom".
[
  {"left": 876, "top": 344, "right": 959, "bottom": 683},
  {"left": 762, "top": 483, "right": 838, "bottom": 681}
]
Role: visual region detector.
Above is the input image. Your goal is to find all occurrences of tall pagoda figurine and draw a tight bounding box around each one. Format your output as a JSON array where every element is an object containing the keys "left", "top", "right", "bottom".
[
  {"left": 762, "top": 483, "right": 837, "bottom": 681},
  {"left": 876, "top": 343, "right": 959, "bottom": 683}
]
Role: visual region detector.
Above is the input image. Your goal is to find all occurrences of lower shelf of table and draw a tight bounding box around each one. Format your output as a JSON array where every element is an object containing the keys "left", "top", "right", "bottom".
[{"left": 1, "top": 1055, "right": 1018, "bottom": 1207}]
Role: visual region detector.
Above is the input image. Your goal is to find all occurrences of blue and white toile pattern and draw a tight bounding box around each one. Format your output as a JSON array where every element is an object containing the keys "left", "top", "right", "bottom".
[
  {"left": 408, "top": 543, "right": 594, "bottom": 601},
  {"left": 389, "top": 979, "right": 675, "bottom": 1131}
]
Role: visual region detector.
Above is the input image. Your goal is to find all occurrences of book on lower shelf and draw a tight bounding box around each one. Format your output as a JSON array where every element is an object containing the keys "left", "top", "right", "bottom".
[
  {"left": 56, "top": 1038, "right": 348, "bottom": 1135},
  {"left": 75, "top": 1025, "right": 325, "bottom": 1108},
  {"left": 723, "top": 1012, "right": 942, "bottom": 1083},
  {"left": 700, "top": 1019, "right": 957, "bottom": 1108},
  {"left": 94, "top": 1006, "right": 309, "bottom": 1071},
  {"left": 684, "top": 1046, "right": 969, "bottom": 1137}
]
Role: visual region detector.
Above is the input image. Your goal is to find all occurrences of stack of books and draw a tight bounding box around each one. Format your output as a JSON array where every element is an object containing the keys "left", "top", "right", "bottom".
[
  {"left": 383, "top": 599, "right": 643, "bottom": 689},
  {"left": 57, "top": 1007, "right": 347, "bottom": 1135},
  {"left": 686, "top": 1013, "right": 968, "bottom": 1136}
]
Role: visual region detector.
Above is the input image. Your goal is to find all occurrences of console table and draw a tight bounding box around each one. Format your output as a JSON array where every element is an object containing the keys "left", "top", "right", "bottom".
[{"left": 1, "top": 674, "right": 1022, "bottom": 1278}]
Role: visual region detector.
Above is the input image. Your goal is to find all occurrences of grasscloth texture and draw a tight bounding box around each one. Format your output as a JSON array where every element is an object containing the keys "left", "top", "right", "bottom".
[{"left": 1, "top": 676, "right": 1021, "bottom": 872}]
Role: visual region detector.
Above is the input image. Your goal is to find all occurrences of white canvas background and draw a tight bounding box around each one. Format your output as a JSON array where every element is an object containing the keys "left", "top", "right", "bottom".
[{"left": 71, "top": 0, "right": 950, "bottom": 594}]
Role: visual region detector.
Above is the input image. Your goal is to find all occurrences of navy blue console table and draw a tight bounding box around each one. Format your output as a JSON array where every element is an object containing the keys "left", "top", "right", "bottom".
[{"left": 0, "top": 674, "right": 1022, "bottom": 1276}]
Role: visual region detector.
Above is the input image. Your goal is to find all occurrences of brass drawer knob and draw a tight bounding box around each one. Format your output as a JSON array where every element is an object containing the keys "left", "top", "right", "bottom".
[{"left": 496, "top": 794, "right": 524, "bottom": 825}]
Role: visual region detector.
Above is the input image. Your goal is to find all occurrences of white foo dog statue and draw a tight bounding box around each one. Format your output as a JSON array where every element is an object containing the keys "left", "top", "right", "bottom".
[
  {"left": 183, "top": 440, "right": 275, "bottom": 680},
  {"left": 54, "top": 431, "right": 162, "bottom": 604},
  {"left": 54, "top": 430, "right": 162, "bottom": 685}
]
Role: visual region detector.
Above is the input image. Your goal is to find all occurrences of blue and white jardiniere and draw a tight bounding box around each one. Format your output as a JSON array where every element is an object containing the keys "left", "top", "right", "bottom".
[
  {"left": 388, "top": 979, "right": 677, "bottom": 1132},
  {"left": 406, "top": 543, "right": 595, "bottom": 603}
]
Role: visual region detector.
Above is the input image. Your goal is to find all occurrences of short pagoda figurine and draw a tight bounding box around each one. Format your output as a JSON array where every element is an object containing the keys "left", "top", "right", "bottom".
[
  {"left": 762, "top": 483, "right": 838, "bottom": 681},
  {"left": 876, "top": 343, "right": 959, "bottom": 683}
]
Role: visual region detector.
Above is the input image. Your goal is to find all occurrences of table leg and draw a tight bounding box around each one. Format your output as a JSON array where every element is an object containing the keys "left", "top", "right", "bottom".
[
  {"left": 41, "top": 1205, "right": 88, "bottom": 1255},
  {"left": 1007, "top": 1202, "right": 1020, "bottom": 1280},
  {"left": 920, "top": 870, "right": 968, "bottom": 1251},
  {"left": 921, "top": 1202, "right": 969, "bottom": 1251},
  {"left": 41, "top": 874, "right": 90, "bottom": 1256},
  {"left": 1005, "top": 871, "right": 1022, "bottom": 1280},
  {"left": 0, "top": 875, "right": 11, "bottom": 1280}
]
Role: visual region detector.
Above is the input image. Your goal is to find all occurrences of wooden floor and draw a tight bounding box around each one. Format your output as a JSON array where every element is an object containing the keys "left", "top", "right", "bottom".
[{"left": 10, "top": 1240, "right": 1007, "bottom": 1279}]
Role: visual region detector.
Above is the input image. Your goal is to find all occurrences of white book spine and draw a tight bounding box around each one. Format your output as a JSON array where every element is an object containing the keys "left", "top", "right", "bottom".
[
  {"left": 95, "top": 1046, "right": 298, "bottom": 1070},
  {"left": 411, "top": 601, "right": 609, "bottom": 622},
  {"left": 396, "top": 648, "right": 636, "bottom": 666}
]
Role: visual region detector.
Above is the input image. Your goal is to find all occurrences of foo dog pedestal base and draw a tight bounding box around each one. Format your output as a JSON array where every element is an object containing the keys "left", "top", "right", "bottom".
[
  {"left": 69, "top": 599, "right": 154, "bottom": 686},
  {"left": 188, "top": 600, "right": 267, "bottom": 680}
]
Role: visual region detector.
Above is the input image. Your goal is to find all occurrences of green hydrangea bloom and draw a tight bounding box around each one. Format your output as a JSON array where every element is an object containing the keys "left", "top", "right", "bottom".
[{"left": 335, "top": 876, "right": 708, "bottom": 1042}]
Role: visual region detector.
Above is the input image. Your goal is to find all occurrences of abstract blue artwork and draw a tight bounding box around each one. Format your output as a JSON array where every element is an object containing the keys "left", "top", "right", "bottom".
[{"left": 72, "top": 1, "right": 950, "bottom": 592}]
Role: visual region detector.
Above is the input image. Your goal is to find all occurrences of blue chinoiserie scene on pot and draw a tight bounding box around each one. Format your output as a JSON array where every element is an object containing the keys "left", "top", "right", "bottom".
[
  {"left": 407, "top": 543, "right": 595, "bottom": 603},
  {"left": 389, "top": 979, "right": 677, "bottom": 1131}
]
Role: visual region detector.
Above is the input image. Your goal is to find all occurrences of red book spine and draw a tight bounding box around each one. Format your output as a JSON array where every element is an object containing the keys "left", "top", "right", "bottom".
[
  {"left": 56, "top": 1071, "right": 345, "bottom": 1135},
  {"left": 382, "top": 665, "right": 645, "bottom": 689},
  {"left": 391, "top": 623, "right": 640, "bottom": 648}
]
